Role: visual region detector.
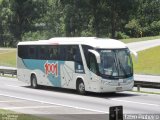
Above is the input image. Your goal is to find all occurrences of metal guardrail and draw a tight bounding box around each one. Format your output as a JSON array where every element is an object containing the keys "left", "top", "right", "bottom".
[
  {"left": 0, "top": 67, "right": 159, "bottom": 89},
  {"left": 134, "top": 81, "right": 160, "bottom": 89},
  {"left": 0, "top": 67, "right": 17, "bottom": 76}
]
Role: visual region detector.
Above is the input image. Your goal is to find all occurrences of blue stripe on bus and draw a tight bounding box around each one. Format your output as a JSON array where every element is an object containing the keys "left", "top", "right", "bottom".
[{"left": 22, "top": 59, "right": 64, "bottom": 87}]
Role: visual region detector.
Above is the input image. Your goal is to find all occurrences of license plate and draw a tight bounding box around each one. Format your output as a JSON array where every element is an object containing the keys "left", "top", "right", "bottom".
[
  {"left": 116, "top": 87, "right": 122, "bottom": 91},
  {"left": 119, "top": 79, "right": 123, "bottom": 83}
]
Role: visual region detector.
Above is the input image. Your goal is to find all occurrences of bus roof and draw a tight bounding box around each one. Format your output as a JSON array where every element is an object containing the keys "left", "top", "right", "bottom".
[{"left": 18, "top": 37, "right": 127, "bottom": 49}]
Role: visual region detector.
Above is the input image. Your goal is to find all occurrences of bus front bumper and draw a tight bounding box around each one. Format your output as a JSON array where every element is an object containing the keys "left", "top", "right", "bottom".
[{"left": 99, "top": 80, "right": 134, "bottom": 93}]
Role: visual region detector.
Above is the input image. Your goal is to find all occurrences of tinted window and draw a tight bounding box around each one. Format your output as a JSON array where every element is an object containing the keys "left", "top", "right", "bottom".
[
  {"left": 89, "top": 53, "right": 99, "bottom": 74},
  {"left": 38, "top": 46, "right": 47, "bottom": 59},
  {"left": 18, "top": 45, "right": 83, "bottom": 63},
  {"left": 82, "top": 45, "right": 93, "bottom": 68},
  {"left": 50, "top": 46, "right": 58, "bottom": 60},
  {"left": 18, "top": 45, "right": 37, "bottom": 59},
  {"left": 18, "top": 45, "right": 28, "bottom": 58},
  {"left": 59, "top": 46, "right": 67, "bottom": 60},
  {"left": 28, "top": 46, "right": 37, "bottom": 59},
  {"left": 59, "top": 45, "right": 82, "bottom": 63},
  {"left": 66, "top": 45, "right": 77, "bottom": 61}
]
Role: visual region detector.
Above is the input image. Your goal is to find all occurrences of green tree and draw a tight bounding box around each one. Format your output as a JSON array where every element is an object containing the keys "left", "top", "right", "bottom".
[
  {"left": 125, "top": 19, "right": 142, "bottom": 38},
  {"left": 1, "top": 0, "right": 160, "bottom": 47},
  {"left": 0, "top": 0, "right": 14, "bottom": 47},
  {"left": 9, "top": 0, "right": 48, "bottom": 41},
  {"left": 133, "top": 0, "right": 160, "bottom": 36}
]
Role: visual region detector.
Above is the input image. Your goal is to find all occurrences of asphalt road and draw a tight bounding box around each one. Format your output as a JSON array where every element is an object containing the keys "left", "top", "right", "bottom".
[
  {"left": 127, "top": 39, "right": 160, "bottom": 52},
  {"left": 135, "top": 74, "right": 160, "bottom": 83},
  {"left": 0, "top": 77, "right": 160, "bottom": 120}
]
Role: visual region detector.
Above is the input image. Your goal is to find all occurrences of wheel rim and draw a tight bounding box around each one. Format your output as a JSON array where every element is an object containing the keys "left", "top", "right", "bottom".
[{"left": 79, "top": 82, "right": 85, "bottom": 93}]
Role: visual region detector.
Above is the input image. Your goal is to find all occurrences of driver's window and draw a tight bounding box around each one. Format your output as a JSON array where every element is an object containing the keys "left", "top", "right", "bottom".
[{"left": 89, "top": 53, "right": 98, "bottom": 74}]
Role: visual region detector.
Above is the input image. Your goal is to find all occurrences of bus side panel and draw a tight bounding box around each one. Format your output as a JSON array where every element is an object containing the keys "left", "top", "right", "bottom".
[
  {"left": 17, "top": 57, "right": 31, "bottom": 85},
  {"left": 18, "top": 57, "right": 85, "bottom": 90},
  {"left": 60, "top": 61, "right": 75, "bottom": 89},
  {"left": 18, "top": 58, "right": 65, "bottom": 87}
]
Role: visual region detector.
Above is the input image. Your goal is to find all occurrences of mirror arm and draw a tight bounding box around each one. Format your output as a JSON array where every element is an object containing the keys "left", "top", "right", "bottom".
[{"left": 130, "top": 50, "right": 138, "bottom": 62}]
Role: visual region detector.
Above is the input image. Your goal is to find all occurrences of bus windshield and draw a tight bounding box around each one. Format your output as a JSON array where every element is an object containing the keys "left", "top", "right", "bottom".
[{"left": 98, "top": 48, "right": 133, "bottom": 79}]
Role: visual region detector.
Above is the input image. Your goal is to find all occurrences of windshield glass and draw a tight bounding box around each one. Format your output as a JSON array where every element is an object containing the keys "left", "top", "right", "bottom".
[{"left": 98, "top": 48, "right": 133, "bottom": 79}]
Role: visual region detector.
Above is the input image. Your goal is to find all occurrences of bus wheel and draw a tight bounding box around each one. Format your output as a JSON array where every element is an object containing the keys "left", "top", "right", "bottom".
[
  {"left": 31, "top": 75, "right": 38, "bottom": 89},
  {"left": 77, "top": 80, "right": 86, "bottom": 95}
]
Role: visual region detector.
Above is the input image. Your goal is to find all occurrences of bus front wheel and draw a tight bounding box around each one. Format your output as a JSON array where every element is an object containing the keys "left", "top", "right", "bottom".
[
  {"left": 31, "top": 74, "right": 38, "bottom": 89},
  {"left": 77, "top": 80, "right": 86, "bottom": 95}
]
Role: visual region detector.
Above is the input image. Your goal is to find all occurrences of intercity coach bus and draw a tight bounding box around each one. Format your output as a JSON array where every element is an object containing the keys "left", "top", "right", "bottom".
[{"left": 17, "top": 37, "right": 136, "bottom": 94}]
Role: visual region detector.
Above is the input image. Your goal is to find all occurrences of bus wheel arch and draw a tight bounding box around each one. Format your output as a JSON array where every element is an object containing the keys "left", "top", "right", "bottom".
[
  {"left": 76, "top": 78, "right": 86, "bottom": 95},
  {"left": 30, "top": 73, "right": 39, "bottom": 89}
]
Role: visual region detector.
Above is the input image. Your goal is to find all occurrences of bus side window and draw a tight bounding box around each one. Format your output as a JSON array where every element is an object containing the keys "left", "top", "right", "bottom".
[
  {"left": 66, "top": 46, "right": 76, "bottom": 61},
  {"left": 59, "top": 46, "right": 67, "bottom": 61},
  {"left": 48, "top": 46, "right": 58, "bottom": 60},
  {"left": 40, "top": 47, "right": 45, "bottom": 59},
  {"left": 28, "top": 46, "right": 36, "bottom": 59},
  {"left": 18, "top": 45, "right": 28, "bottom": 59}
]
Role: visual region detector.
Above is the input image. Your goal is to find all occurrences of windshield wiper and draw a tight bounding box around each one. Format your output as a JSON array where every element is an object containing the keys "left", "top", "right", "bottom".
[{"left": 117, "top": 58, "right": 128, "bottom": 77}]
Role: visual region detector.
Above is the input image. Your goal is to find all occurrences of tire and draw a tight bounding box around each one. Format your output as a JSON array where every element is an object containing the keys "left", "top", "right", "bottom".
[
  {"left": 77, "top": 80, "right": 86, "bottom": 95},
  {"left": 31, "top": 75, "right": 38, "bottom": 89}
]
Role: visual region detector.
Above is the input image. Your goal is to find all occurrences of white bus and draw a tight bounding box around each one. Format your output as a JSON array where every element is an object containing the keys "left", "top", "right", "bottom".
[{"left": 17, "top": 37, "right": 136, "bottom": 94}]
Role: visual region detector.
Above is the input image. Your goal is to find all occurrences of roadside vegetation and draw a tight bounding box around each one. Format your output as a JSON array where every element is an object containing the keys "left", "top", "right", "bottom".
[
  {"left": 0, "top": 49, "right": 16, "bottom": 67},
  {"left": 133, "top": 46, "right": 160, "bottom": 75},
  {"left": 0, "top": 1, "right": 160, "bottom": 47},
  {"left": 121, "top": 35, "right": 160, "bottom": 43},
  {"left": 0, "top": 109, "right": 50, "bottom": 120}
]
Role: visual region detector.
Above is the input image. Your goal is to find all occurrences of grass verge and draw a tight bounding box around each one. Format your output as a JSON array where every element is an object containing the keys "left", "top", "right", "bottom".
[
  {"left": 133, "top": 46, "right": 160, "bottom": 75},
  {"left": 121, "top": 35, "right": 160, "bottom": 43},
  {"left": 0, "top": 109, "right": 50, "bottom": 120},
  {"left": 0, "top": 49, "right": 16, "bottom": 67}
]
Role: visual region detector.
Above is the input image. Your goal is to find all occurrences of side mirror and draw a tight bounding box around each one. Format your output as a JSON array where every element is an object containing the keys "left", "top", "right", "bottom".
[
  {"left": 130, "top": 50, "right": 138, "bottom": 62},
  {"left": 88, "top": 49, "right": 101, "bottom": 64}
]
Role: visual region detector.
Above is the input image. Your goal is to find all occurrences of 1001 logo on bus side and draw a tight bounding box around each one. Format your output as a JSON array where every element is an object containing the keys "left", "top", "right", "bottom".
[{"left": 44, "top": 61, "right": 58, "bottom": 77}]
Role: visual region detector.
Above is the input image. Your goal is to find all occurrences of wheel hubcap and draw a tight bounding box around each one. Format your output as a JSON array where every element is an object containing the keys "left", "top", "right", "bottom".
[{"left": 79, "top": 83, "right": 84, "bottom": 92}]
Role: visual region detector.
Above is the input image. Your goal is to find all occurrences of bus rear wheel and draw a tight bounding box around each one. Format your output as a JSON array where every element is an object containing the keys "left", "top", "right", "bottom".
[
  {"left": 77, "top": 80, "right": 86, "bottom": 95},
  {"left": 31, "top": 74, "right": 38, "bottom": 89}
]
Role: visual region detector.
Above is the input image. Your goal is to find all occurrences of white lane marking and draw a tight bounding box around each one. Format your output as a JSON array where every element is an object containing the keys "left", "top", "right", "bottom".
[
  {"left": 0, "top": 93, "right": 108, "bottom": 114},
  {"left": 2, "top": 85, "right": 160, "bottom": 110},
  {"left": 0, "top": 100, "right": 23, "bottom": 103},
  {"left": 7, "top": 85, "right": 22, "bottom": 88},
  {"left": 2, "top": 106, "right": 61, "bottom": 110},
  {"left": 111, "top": 99, "right": 160, "bottom": 107}
]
